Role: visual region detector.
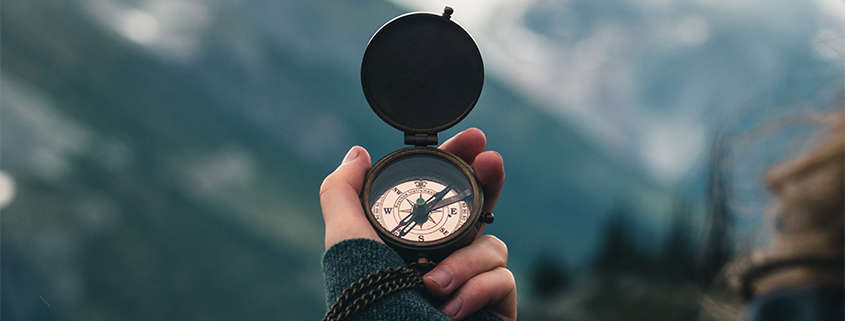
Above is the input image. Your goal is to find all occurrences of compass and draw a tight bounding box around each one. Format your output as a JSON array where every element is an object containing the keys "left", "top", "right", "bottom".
[{"left": 360, "top": 7, "right": 493, "bottom": 263}]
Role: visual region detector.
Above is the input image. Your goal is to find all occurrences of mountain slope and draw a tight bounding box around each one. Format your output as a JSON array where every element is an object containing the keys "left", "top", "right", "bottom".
[{"left": 1, "top": 0, "right": 668, "bottom": 320}]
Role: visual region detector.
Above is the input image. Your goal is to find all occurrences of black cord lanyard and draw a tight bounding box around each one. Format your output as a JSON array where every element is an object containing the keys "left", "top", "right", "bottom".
[{"left": 740, "top": 256, "right": 844, "bottom": 301}]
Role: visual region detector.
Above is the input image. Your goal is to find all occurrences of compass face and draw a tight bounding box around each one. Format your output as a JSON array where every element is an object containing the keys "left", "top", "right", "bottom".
[
  {"left": 371, "top": 178, "right": 470, "bottom": 243},
  {"left": 363, "top": 147, "right": 482, "bottom": 248}
]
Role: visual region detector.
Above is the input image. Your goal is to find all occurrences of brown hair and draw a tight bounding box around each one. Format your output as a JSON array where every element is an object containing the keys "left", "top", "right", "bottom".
[
  {"left": 707, "top": 112, "right": 844, "bottom": 321},
  {"left": 750, "top": 111, "right": 844, "bottom": 296}
]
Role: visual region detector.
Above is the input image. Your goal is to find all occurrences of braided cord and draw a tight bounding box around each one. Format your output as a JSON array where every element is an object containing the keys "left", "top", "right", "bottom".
[{"left": 323, "top": 266, "right": 424, "bottom": 321}]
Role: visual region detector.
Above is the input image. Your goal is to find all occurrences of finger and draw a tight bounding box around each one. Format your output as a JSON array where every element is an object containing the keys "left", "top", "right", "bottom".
[
  {"left": 319, "top": 146, "right": 381, "bottom": 249},
  {"left": 472, "top": 151, "right": 504, "bottom": 237},
  {"left": 472, "top": 151, "right": 505, "bottom": 213},
  {"left": 439, "top": 128, "right": 486, "bottom": 164},
  {"left": 423, "top": 235, "right": 508, "bottom": 297},
  {"left": 440, "top": 267, "right": 517, "bottom": 321}
]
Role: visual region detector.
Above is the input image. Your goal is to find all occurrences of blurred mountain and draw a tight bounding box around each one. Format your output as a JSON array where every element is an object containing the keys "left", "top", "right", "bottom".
[
  {"left": 0, "top": 0, "right": 765, "bottom": 320},
  {"left": 397, "top": 0, "right": 844, "bottom": 183},
  {"left": 6, "top": 0, "right": 842, "bottom": 320}
]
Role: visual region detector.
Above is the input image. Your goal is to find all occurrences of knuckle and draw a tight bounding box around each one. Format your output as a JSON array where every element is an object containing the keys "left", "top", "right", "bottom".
[
  {"left": 462, "top": 280, "right": 485, "bottom": 299},
  {"left": 319, "top": 174, "right": 338, "bottom": 200},
  {"left": 481, "top": 235, "right": 508, "bottom": 264},
  {"left": 498, "top": 267, "right": 516, "bottom": 287},
  {"left": 469, "top": 268, "right": 514, "bottom": 297}
]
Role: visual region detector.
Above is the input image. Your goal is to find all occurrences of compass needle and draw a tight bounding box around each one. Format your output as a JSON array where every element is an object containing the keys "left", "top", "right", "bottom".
[{"left": 429, "top": 189, "right": 472, "bottom": 211}]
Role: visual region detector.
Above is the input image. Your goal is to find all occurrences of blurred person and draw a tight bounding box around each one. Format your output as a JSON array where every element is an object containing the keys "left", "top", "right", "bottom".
[{"left": 737, "top": 111, "right": 844, "bottom": 321}]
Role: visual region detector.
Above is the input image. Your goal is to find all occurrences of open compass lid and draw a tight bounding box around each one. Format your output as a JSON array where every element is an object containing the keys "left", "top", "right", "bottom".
[{"left": 361, "top": 8, "right": 484, "bottom": 139}]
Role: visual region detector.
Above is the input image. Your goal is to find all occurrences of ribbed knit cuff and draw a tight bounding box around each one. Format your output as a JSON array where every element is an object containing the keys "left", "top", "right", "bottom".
[{"left": 322, "top": 238, "right": 406, "bottom": 307}]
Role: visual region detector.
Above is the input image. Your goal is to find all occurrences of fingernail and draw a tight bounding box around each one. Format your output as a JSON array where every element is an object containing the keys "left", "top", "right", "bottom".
[
  {"left": 342, "top": 146, "right": 360, "bottom": 165},
  {"left": 441, "top": 296, "right": 462, "bottom": 318},
  {"left": 425, "top": 267, "right": 452, "bottom": 289}
]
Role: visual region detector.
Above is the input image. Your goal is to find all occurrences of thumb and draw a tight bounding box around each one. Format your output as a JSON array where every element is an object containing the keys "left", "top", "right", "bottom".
[{"left": 319, "top": 146, "right": 382, "bottom": 249}]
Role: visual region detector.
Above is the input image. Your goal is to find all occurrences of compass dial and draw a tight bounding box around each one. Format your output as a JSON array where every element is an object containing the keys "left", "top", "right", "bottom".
[
  {"left": 363, "top": 147, "right": 483, "bottom": 259},
  {"left": 371, "top": 178, "right": 471, "bottom": 243}
]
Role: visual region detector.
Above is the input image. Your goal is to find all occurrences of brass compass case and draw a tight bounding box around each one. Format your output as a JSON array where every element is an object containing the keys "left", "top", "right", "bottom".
[
  {"left": 362, "top": 147, "right": 484, "bottom": 261},
  {"left": 359, "top": 8, "right": 490, "bottom": 263}
]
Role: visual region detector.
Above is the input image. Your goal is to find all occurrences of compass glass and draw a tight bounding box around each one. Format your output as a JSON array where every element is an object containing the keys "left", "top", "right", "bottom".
[
  {"left": 372, "top": 178, "right": 470, "bottom": 243},
  {"left": 366, "top": 150, "right": 477, "bottom": 244}
]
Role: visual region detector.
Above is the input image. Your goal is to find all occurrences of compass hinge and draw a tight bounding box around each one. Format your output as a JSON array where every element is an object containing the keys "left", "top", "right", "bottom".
[{"left": 404, "top": 133, "right": 438, "bottom": 146}]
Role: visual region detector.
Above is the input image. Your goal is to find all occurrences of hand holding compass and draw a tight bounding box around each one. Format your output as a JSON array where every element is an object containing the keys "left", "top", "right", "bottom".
[
  {"left": 319, "top": 7, "right": 514, "bottom": 320},
  {"left": 320, "top": 129, "right": 503, "bottom": 250},
  {"left": 319, "top": 129, "right": 511, "bottom": 320}
]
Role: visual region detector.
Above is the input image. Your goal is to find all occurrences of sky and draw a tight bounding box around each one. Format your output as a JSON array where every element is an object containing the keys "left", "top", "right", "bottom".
[
  {"left": 389, "top": 0, "right": 845, "bottom": 183},
  {"left": 77, "top": 0, "right": 845, "bottom": 184},
  {"left": 8, "top": 0, "right": 841, "bottom": 222}
]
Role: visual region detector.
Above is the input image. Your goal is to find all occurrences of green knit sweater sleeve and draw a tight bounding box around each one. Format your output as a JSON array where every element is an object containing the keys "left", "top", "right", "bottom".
[{"left": 322, "top": 238, "right": 503, "bottom": 321}]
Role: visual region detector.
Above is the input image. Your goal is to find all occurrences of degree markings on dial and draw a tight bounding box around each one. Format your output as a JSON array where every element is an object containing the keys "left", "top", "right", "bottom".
[
  {"left": 372, "top": 179, "right": 471, "bottom": 243},
  {"left": 428, "top": 188, "right": 472, "bottom": 212}
]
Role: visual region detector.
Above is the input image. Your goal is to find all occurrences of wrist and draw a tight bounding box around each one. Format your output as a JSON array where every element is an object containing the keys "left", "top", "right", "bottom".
[{"left": 322, "top": 239, "right": 406, "bottom": 305}]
